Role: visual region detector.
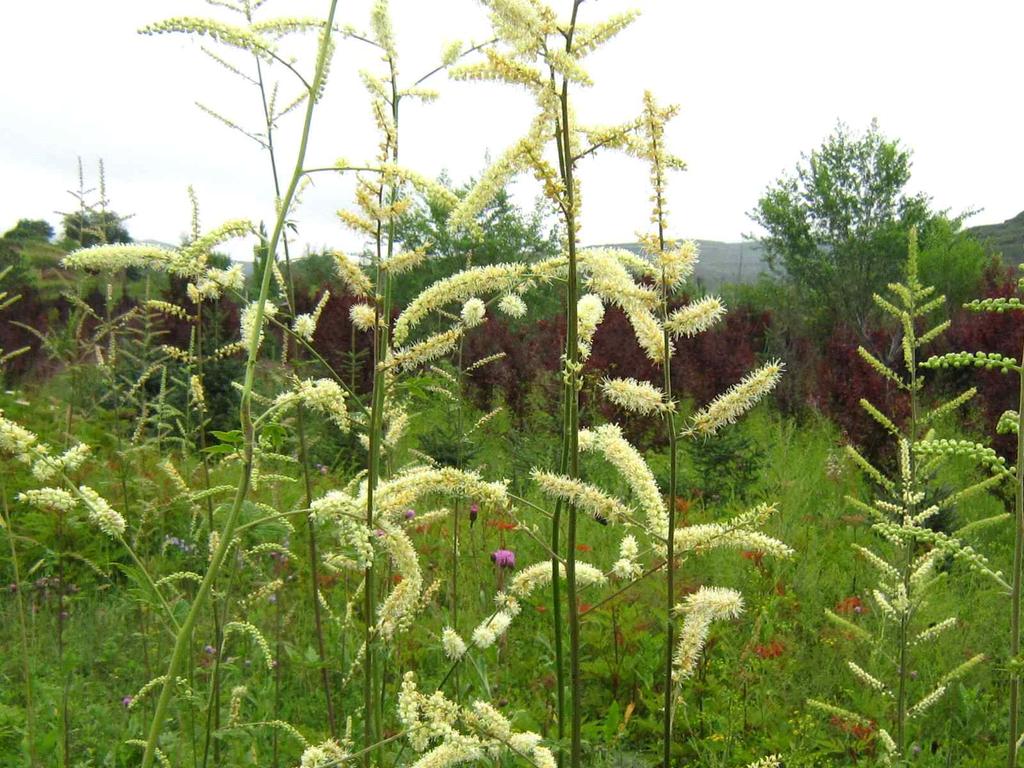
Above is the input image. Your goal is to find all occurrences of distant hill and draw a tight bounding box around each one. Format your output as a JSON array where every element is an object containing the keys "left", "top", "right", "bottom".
[
  {"left": 967, "top": 211, "right": 1024, "bottom": 265},
  {"left": 601, "top": 240, "right": 771, "bottom": 289}
]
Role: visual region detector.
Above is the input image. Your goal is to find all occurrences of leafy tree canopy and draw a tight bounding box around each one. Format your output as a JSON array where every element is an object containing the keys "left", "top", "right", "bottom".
[
  {"left": 61, "top": 209, "right": 132, "bottom": 249},
  {"left": 750, "top": 119, "right": 931, "bottom": 331},
  {"left": 3, "top": 219, "right": 54, "bottom": 242}
]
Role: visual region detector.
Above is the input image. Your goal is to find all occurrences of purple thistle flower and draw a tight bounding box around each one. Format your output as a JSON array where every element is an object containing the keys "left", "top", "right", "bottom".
[
  {"left": 469, "top": 503, "right": 479, "bottom": 526},
  {"left": 491, "top": 549, "right": 515, "bottom": 569},
  {"left": 121, "top": 695, "right": 133, "bottom": 708},
  {"left": 404, "top": 509, "right": 416, "bottom": 520}
]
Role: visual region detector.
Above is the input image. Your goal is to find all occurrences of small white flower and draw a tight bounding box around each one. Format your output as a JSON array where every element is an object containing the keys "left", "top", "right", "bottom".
[{"left": 461, "top": 297, "right": 486, "bottom": 328}]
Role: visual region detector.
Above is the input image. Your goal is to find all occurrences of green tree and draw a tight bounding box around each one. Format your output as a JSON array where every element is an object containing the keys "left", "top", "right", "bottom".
[
  {"left": 918, "top": 214, "right": 993, "bottom": 310},
  {"left": 3, "top": 219, "right": 54, "bottom": 242},
  {"left": 60, "top": 209, "right": 132, "bottom": 248},
  {"left": 750, "top": 119, "right": 930, "bottom": 333},
  {"left": 0, "top": 220, "right": 53, "bottom": 286}
]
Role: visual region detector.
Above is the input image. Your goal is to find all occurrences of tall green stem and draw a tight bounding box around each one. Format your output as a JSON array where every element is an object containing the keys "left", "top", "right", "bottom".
[
  {"left": 1009, "top": 340, "right": 1024, "bottom": 768},
  {"left": 550, "top": 395, "right": 570, "bottom": 767},
  {"left": 557, "top": 6, "right": 583, "bottom": 765},
  {"left": 363, "top": 58, "right": 400, "bottom": 767},
  {"left": 656, "top": 229, "right": 678, "bottom": 767},
  {"left": 1, "top": 480, "right": 38, "bottom": 767},
  {"left": 548, "top": 58, "right": 571, "bottom": 768},
  {"left": 452, "top": 336, "right": 466, "bottom": 696},
  {"left": 194, "top": 301, "right": 227, "bottom": 768},
  {"left": 138, "top": 8, "right": 338, "bottom": 765},
  {"left": 253, "top": 43, "right": 337, "bottom": 738}
]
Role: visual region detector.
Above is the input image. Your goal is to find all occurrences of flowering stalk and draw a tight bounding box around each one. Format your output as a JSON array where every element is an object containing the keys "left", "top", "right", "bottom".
[
  {"left": 813, "top": 231, "right": 1000, "bottom": 762},
  {"left": 136, "top": 6, "right": 339, "bottom": 766},
  {"left": 932, "top": 282, "right": 1024, "bottom": 765}
]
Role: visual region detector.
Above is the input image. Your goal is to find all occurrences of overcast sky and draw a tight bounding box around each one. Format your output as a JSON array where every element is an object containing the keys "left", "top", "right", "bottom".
[{"left": 2, "top": 0, "right": 1023, "bottom": 260}]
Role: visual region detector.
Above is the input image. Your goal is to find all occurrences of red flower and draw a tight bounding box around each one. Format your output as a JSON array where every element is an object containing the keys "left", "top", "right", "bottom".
[
  {"left": 830, "top": 715, "right": 877, "bottom": 741},
  {"left": 835, "top": 596, "right": 867, "bottom": 615},
  {"left": 576, "top": 544, "right": 592, "bottom": 553},
  {"left": 741, "top": 550, "right": 765, "bottom": 568},
  {"left": 487, "top": 520, "right": 517, "bottom": 532},
  {"left": 753, "top": 639, "right": 785, "bottom": 659}
]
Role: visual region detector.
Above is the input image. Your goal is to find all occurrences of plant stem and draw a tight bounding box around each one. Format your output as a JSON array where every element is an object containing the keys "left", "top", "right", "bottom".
[
  {"left": 452, "top": 336, "right": 465, "bottom": 696},
  {"left": 363, "top": 52, "right": 402, "bottom": 767},
  {"left": 252, "top": 39, "right": 338, "bottom": 737},
  {"left": 1009, "top": 340, "right": 1024, "bottom": 768},
  {"left": 548, "top": 62, "right": 571, "bottom": 768},
  {"left": 192, "top": 299, "right": 225, "bottom": 768},
  {"left": 1, "top": 479, "right": 39, "bottom": 767},
  {"left": 550, "top": 393, "right": 570, "bottom": 768},
  {"left": 138, "top": 8, "right": 338, "bottom": 764},
  {"left": 557, "top": 6, "right": 583, "bottom": 765},
  {"left": 657, "top": 226, "right": 678, "bottom": 768}
]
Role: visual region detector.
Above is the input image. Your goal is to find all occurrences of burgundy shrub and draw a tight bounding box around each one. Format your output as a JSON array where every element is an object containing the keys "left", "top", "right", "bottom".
[
  {"left": 937, "top": 261, "right": 1023, "bottom": 457},
  {"left": 309, "top": 292, "right": 375, "bottom": 396},
  {"left": 816, "top": 325, "right": 909, "bottom": 463}
]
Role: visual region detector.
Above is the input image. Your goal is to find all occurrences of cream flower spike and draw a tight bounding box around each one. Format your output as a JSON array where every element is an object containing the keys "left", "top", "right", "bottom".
[
  {"left": 601, "top": 377, "right": 672, "bottom": 416},
  {"left": 686, "top": 361, "right": 784, "bottom": 437}
]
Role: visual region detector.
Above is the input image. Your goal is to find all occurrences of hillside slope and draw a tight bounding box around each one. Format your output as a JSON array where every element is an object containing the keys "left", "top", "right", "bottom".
[
  {"left": 967, "top": 210, "right": 1024, "bottom": 265},
  {"left": 603, "top": 239, "right": 771, "bottom": 289}
]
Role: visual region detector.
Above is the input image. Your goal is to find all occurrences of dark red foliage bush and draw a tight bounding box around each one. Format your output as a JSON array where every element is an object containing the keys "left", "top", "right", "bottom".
[
  {"left": 815, "top": 325, "right": 908, "bottom": 462},
  {"left": 309, "top": 292, "right": 375, "bottom": 395},
  {"left": 934, "top": 261, "right": 1024, "bottom": 457},
  {"left": 462, "top": 315, "right": 563, "bottom": 416}
]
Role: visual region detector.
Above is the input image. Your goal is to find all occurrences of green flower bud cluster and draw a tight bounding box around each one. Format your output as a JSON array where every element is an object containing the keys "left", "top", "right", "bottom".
[
  {"left": 998, "top": 410, "right": 1020, "bottom": 436},
  {"left": 964, "top": 296, "right": 1024, "bottom": 313},
  {"left": 914, "top": 439, "right": 1008, "bottom": 474},
  {"left": 922, "top": 351, "right": 1019, "bottom": 373}
]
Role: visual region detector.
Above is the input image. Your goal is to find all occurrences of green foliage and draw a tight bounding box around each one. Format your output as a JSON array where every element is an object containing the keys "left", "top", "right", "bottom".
[
  {"left": 0, "top": 219, "right": 60, "bottom": 288},
  {"left": 680, "top": 422, "right": 765, "bottom": 503},
  {"left": 917, "top": 215, "right": 992, "bottom": 311},
  {"left": 750, "top": 119, "right": 930, "bottom": 331},
  {"left": 291, "top": 251, "right": 340, "bottom": 299},
  {"left": 812, "top": 237, "right": 1005, "bottom": 762},
  {"left": 3, "top": 219, "right": 54, "bottom": 243},
  {"left": 60, "top": 209, "right": 132, "bottom": 249}
]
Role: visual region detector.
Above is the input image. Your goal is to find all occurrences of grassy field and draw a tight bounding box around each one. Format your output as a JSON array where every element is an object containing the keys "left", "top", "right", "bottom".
[{"left": 0, "top": 367, "right": 1014, "bottom": 767}]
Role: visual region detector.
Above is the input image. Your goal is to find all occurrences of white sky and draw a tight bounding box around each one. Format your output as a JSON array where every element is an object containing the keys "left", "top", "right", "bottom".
[{"left": 2, "top": 0, "right": 1023, "bottom": 260}]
